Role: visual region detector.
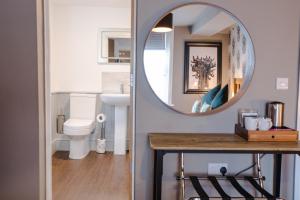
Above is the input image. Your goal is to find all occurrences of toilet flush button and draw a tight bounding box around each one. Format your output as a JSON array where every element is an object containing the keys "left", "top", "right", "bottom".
[{"left": 276, "top": 78, "right": 288, "bottom": 90}]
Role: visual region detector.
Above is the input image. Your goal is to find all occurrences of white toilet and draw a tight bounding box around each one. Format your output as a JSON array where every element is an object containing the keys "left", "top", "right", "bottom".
[{"left": 64, "top": 93, "right": 97, "bottom": 159}]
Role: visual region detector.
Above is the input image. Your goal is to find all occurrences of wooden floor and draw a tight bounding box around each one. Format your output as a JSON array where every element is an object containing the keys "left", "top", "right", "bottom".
[{"left": 52, "top": 151, "right": 130, "bottom": 200}]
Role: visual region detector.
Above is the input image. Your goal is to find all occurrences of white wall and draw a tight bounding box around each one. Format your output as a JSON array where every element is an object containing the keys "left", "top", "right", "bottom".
[
  {"left": 49, "top": 3, "right": 131, "bottom": 93},
  {"left": 49, "top": 3, "right": 131, "bottom": 153}
]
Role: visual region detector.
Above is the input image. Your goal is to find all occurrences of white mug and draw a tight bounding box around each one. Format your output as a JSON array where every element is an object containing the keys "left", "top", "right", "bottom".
[
  {"left": 258, "top": 118, "right": 273, "bottom": 131},
  {"left": 245, "top": 117, "right": 258, "bottom": 130}
]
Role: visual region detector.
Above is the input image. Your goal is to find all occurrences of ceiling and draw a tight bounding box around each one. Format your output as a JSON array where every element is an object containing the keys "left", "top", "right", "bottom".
[
  {"left": 172, "top": 5, "right": 207, "bottom": 26},
  {"left": 52, "top": 0, "right": 131, "bottom": 8},
  {"left": 172, "top": 4, "right": 236, "bottom": 36}
]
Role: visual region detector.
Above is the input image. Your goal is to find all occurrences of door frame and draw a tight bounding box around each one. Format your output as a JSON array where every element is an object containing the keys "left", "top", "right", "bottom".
[
  {"left": 295, "top": 82, "right": 300, "bottom": 199},
  {"left": 296, "top": 66, "right": 300, "bottom": 199},
  {"left": 43, "top": 0, "right": 52, "bottom": 199},
  {"left": 294, "top": 29, "right": 300, "bottom": 200},
  {"left": 130, "top": 0, "right": 137, "bottom": 199},
  {"left": 37, "top": 0, "right": 47, "bottom": 199},
  {"left": 42, "top": 0, "right": 136, "bottom": 199}
]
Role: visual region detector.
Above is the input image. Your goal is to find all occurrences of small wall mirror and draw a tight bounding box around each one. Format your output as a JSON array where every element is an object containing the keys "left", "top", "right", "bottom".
[
  {"left": 143, "top": 3, "right": 255, "bottom": 115},
  {"left": 98, "top": 29, "right": 131, "bottom": 64}
]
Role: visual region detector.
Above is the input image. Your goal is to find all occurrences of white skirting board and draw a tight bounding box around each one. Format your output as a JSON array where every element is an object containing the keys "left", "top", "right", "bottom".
[{"left": 52, "top": 138, "right": 129, "bottom": 153}]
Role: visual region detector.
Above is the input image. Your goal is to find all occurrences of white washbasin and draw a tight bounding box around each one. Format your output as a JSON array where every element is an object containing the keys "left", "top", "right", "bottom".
[
  {"left": 100, "top": 93, "right": 130, "bottom": 155},
  {"left": 100, "top": 93, "right": 130, "bottom": 106}
]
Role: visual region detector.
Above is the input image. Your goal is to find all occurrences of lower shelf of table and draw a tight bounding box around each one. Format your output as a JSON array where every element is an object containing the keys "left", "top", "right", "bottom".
[{"left": 181, "top": 175, "right": 283, "bottom": 200}]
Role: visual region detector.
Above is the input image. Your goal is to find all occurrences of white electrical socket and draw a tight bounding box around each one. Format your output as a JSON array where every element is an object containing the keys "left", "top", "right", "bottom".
[
  {"left": 276, "top": 78, "right": 288, "bottom": 90},
  {"left": 208, "top": 163, "right": 229, "bottom": 176}
]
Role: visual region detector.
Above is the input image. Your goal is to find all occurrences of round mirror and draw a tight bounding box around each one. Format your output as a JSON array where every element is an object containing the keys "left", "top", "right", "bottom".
[{"left": 143, "top": 3, "right": 255, "bottom": 115}]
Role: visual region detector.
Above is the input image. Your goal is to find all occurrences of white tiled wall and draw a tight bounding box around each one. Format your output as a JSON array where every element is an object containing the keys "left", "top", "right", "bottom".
[{"left": 102, "top": 72, "right": 130, "bottom": 94}]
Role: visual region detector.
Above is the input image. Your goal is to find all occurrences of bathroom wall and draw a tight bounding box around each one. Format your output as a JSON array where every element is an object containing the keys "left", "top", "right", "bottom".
[
  {"left": 51, "top": 93, "right": 116, "bottom": 152},
  {"left": 51, "top": 93, "right": 70, "bottom": 153},
  {"left": 49, "top": 2, "right": 131, "bottom": 93},
  {"left": 102, "top": 72, "right": 131, "bottom": 94},
  {"left": 171, "top": 26, "right": 230, "bottom": 111},
  {"left": 134, "top": 0, "right": 300, "bottom": 199},
  {"left": 51, "top": 72, "right": 130, "bottom": 153},
  {"left": 49, "top": 2, "right": 131, "bottom": 153}
]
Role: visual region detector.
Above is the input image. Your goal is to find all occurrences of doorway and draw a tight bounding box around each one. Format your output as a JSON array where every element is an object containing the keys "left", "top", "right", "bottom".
[{"left": 44, "top": 0, "right": 134, "bottom": 199}]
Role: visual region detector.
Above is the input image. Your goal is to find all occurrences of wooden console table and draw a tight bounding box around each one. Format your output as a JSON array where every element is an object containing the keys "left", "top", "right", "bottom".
[{"left": 149, "top": 133, "right": 300, "bottom": 200}]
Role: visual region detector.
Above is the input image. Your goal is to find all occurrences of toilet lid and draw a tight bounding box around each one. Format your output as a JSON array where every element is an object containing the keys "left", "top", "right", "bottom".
[{"left": 64, "top": 119, "right": 95, "bottom": 130}]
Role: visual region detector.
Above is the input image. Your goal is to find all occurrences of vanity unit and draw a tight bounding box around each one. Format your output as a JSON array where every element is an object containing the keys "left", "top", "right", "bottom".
[{"left": 149, "top": 133, "right": 300, "bottom": 200}]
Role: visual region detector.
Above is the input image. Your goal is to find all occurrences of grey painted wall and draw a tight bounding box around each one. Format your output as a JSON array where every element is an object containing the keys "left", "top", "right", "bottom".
[
  {"left": 0, "top": 0, "right": 40, "bottom": 199},
  {"left": 134, "top": 0, "right": 300, "bottom": 200}
]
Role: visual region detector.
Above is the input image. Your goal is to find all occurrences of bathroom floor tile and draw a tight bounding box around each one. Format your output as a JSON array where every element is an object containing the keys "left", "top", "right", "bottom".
[{"left": 52, "top": 151, "right": 130, "bottom": 200}]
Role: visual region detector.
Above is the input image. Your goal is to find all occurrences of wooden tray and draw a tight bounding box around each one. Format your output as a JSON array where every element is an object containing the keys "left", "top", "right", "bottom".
[{"left": 235, "top": 124, "right": 299, "bottom": 142}]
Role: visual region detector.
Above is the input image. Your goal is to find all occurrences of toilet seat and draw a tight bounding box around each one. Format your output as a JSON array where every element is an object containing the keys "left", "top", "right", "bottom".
[{"left": 64, "top": 119, "right": 95, "bottom": 136}]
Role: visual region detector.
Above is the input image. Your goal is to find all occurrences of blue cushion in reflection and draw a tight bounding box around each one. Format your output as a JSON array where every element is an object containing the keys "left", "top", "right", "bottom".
[
  {"left": 211, "top": 84, "right": 228, "bottom": 109},
  {"left": 201, "top": 84, "right": 221, "bottom": 105}
]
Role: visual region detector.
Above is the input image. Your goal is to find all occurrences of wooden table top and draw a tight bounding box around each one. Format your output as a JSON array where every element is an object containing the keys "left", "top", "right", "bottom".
[{"left": 149, "top": 133, "right": 300, "bottom": 153}]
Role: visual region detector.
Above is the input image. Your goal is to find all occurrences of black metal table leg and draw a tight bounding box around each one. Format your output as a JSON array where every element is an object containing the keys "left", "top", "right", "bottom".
[
  {"left": 273, "top": 154, "right": 282, "bottom": 198},
  {"left": 153, "top": 150, "right": 164, "bottom": 200}
]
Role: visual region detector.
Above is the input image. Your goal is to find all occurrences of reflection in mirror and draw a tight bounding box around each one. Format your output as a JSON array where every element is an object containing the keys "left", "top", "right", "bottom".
[
  {"left": 143, "top": 4, "right": 255, "bottom": 114},
  {"left": 107, "top": 38, "right": 131, "bottom": 63},
  {"left": 98, "top": 29, "right": 131, "bottom": 64}
]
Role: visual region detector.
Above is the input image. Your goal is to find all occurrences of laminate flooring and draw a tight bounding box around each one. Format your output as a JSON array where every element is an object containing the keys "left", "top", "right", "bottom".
[{"left": 52, "top": 151, "right": 130, "bottom": 200}]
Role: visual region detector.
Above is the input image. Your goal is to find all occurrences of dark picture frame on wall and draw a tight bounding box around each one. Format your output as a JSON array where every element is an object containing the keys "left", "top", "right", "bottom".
[{"left": 184, "top": 41, "right": 222, "bottom": 94}]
